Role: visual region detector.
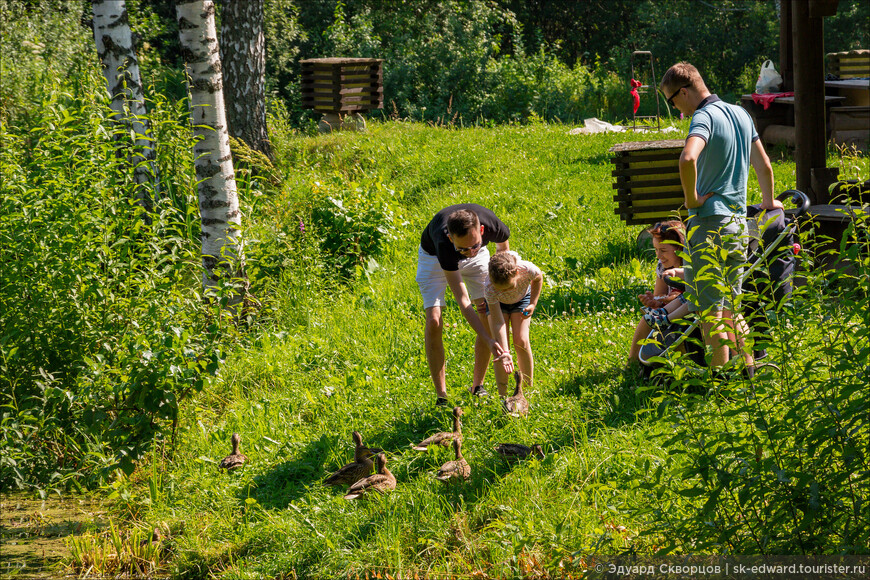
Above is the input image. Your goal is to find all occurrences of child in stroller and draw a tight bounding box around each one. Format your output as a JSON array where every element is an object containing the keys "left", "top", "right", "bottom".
[
  {"left": 638, "top": 190, "right": 810, "bottom": 379},
  {"left": 627, "top": 220, "right": 690, "bottom": 366}
]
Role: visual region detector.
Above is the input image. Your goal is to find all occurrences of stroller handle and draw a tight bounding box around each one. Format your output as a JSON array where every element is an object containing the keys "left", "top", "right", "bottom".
[{"left": 777, "top": 189, "right": 811, "bottom": 217}]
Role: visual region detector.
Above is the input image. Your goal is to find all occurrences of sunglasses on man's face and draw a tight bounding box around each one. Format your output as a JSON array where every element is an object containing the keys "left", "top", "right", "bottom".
[
  {"left": 455, "top": 241, "right": 482, "bottom": 253},
  {"left": 666, "top": 84, "right": 691, "bottom": 108}
]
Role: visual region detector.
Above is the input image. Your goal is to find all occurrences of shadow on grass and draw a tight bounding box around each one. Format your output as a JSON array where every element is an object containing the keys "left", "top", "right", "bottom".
[
  {"left": 555, "top": 238, "right": 647, "bottom": 276},
  {"left": 246, "top": 434, "right": 334, "bottom": 509},
  {"left": 560, "top": 150, "right": 615, "bottom": 167},
  {"left": 247, "top": 410, "right": 453, "bottom": 509},
  {"left": 552, "top": 363, "right": 659, "bottom": 431},
  {"left": 541, "top": 284, "right": 648, "bottom": 316}
]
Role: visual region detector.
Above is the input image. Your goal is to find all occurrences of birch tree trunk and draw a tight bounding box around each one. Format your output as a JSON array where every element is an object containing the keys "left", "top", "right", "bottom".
[
  {"left": 91, "top": 0, "right": 158, "bottom": 214},
  {"left": 176, "top": 0, "right": 245, "bottom": 304},
  {"left": 220, "top": 0, "right": 271, "bottom": 159}
]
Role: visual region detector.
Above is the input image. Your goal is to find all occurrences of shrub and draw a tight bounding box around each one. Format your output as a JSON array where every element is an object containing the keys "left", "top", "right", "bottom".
[
  {"left": 307, "top": 176, "right": 404, "bottom": 281},
  {"left": 0, "top": 0, "right": 94, "bottom": 129},
  {"left": 635, "top": 215, "right": 870, "bottom": 554},
  {"left": 481, "top": 49, "right": 627, "bottom": 123},
  {"left": 0, "top": 69, "right": 224, "bottom": 491}
]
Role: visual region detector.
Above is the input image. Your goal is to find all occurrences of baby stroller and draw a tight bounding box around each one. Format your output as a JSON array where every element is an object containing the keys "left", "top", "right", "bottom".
[{"left": 637, "top": 189, "right": 811, "bottom": 378}]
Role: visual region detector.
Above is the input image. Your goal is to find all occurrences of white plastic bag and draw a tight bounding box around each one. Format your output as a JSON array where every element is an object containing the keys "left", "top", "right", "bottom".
[{"left": 755, "top": 60, "right": 783, "bottom": 94}]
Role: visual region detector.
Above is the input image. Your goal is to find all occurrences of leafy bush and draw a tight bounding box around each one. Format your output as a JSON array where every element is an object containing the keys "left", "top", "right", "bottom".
[
  {"left": 306, "top": 176, "right": 403, "bottom": 280},
  {"left": 329, "top": 0, "right": 515, "bottom": 123},
  {"left": 635, "top": 214, "right": 870, "bottom": 554},
  {"left": 482, "top": 49, "right": 627, "bottom": 123},
  {"left": 0, "top": 0, "right": 94, "bottom": 129},
  {"left": 0, "top": 69, "right": 224, "bottom": 491}
]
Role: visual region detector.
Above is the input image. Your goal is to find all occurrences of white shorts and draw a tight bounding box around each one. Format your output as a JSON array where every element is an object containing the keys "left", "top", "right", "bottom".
[{"left": 416, "top": 245, "right": 490, "bottom": 309}]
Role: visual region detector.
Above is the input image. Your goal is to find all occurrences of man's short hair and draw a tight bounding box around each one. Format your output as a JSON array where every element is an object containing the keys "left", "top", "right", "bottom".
[
  {"left": 660, "top": 62, "right": 707, "bottom": 94},
  {"left": 447, "top": 209, "right": 479, "bottom": 237}
]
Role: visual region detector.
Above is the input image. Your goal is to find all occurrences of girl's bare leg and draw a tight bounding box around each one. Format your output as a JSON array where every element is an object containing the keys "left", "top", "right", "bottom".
[
  {"left": 511, "top": 312, "right": 533, "bottom": 389},
  {"left": 472, "top": 299, "right": 492, "bottom": 389}
]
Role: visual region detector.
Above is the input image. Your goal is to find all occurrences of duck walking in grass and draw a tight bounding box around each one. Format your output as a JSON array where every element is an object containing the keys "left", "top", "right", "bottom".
[
  {"left": 502, "top": 371, "right": 529, "bottom": 416},
  {"left": 219, "top": 432, "right": 248, "bottom": 471},
  {"left": 411, "top": 406, "right": 463, "bottom": 451},
  {"left": 324, "top": 432, "right": 377, "bottom": 487},
  {"left": 344, "top": 453, "right": 396, "bottom": 500},
  {"left": 435, "top": 438, "right": 471, "bottom": 481},
  {"left": 493, "top": 442, "right": 545, "bottom": 461},
  {"left": 350, "top": 430, "right": 383, "bottom": 456}
]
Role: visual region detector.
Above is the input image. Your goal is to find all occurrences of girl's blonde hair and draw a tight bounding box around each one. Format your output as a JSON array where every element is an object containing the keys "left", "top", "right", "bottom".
[{"left": 489, "top": 252, "right": 518, "bottom": 285}]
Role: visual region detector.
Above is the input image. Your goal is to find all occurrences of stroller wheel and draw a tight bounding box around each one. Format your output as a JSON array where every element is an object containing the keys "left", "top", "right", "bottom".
[{"left": 755, "top": 361, "right": 781, "bottom": 375}]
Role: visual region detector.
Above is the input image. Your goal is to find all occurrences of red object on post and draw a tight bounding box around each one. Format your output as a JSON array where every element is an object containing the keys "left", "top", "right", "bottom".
[{"left": 630, "top": 78, "right": 642, "bottom": 114}]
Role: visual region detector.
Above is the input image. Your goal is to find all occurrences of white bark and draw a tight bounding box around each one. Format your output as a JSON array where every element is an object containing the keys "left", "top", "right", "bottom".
[
  {"left": 92, "top": 0, "right": 158, "bottom": 213},
  {"left": 176, "top": 0, "right": 245, "bottom": 301}
]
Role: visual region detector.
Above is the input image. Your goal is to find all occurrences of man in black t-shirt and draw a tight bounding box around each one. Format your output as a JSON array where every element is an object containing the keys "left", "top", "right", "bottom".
[{"left": 416, "top": 204, "right": 514, "bottom": 406}]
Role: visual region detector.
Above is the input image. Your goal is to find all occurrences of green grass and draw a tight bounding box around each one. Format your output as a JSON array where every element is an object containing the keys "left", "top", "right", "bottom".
[{"left": 103, "top": 120, "right": 867, "bottom": 578}]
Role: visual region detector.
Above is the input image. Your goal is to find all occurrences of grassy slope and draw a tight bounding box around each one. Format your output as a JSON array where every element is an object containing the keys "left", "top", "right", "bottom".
[{"left": 141, "top": 121, "right": 805, "bottom": 578}]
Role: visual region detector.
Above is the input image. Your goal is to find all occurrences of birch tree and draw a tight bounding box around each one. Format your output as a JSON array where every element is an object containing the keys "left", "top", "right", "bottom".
[
  {"left": 220, "top": 0, "right": 271, "bottom": 159},
  {"left": 91, "top": 0, "right": 158, "bottom": 213},
  {"left": 176, "top": 0, "right": 245, "bottom": 304}
]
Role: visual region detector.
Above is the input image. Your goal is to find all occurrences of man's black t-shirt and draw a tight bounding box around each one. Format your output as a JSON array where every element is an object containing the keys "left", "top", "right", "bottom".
[{"left": 420, "top": 204, "right": 510, "bottom": 271}]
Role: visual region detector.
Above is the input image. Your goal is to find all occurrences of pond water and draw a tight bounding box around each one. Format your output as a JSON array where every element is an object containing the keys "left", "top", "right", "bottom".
[{"left": 0, "top": 493, "right": 109, "bottom": 578}]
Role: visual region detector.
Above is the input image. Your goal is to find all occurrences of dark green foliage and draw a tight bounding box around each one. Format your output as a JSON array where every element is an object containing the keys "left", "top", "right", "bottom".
[
  {"left": 34, "top": 1, "right": 868, "bottom": 127},
  {"left": 0, "top": 68, "right": 226, "bottom": 492},
  {"left": 500, "top": 0, "right": 638, "bottom": 67},
  {"left": 263, "top": 0, "right": 306, "bottom": 116},
  {"left": 268, "top": 0, "right": 870, "bottom": 123},
  {"left": 481, "top": 48, "right": 626, "bottom": 123},
  {"left": 622, "top": 0, "right": 779, "bottom": 99},
  {"left": 826, "top": 0, "right": 870, "bottom": 53},
  {"left": 276, "top": 0, "right": 631, "bottom": 124},
  {"left": 0, "top": 0, "right": 94, "bottom": 129}
]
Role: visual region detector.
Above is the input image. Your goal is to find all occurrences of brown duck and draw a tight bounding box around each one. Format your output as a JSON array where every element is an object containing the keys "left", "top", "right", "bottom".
[
  {"left": 343, "top": 453, "right": 396, "bottom": 499},
  {"left": 411, "top": 406, "right": 463, "bottom": 451},
  {"left": 140, "top": 527, "right": 163, "bottom": 549},
  {"left": 493, "top": 443, "right": 545, "bottom": 461},
  {"left": 502, "top": 371, "right": 529, "bottom": 416},
  {"left": 324, "top": 431, "right": 376, "bottom": 487},
  {"left": 219, "top": 432, "right": 248, "bottom": 471},
  {"left": 349, "top": 430, "right": 383, "bottom": 455},
  {"left": 435, "top": 438, "right": 471, "bottom": 481}
]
